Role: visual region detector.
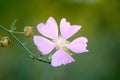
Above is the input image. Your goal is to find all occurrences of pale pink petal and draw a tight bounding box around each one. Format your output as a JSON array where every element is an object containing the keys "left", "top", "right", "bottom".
[
  {"left": 65, "top": 37, "right": 88, "bottom": 53},
  {"left": 33, "top": 36, "right": 56, "bottom": 55},
  {"left": 37, "top": 17, "right": 58, "bottom": 40},
  {"left": 60, "top": 18, "right": 81, "bottom": 40},
  {"left": 51, "top": 48, "right": 75, "bottom": 67}
]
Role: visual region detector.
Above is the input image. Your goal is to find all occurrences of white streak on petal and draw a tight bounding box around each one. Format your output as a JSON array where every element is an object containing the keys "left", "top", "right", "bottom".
[
  {"left": 51, "top": 48, "right": 75, "bottom": 67},
  {"left": 33, "top": 36, "right": 56, "bottom": 55},
  {"left": 37, "top": 17, "right": 58, "bottom": 40},
  {"left": 66, "top": 37, "right": 88, "bottom": 53}
]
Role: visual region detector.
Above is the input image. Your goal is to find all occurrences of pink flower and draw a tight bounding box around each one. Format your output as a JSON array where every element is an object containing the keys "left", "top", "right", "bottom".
[{"left": 33, "top": 17, "right": 88, "bottom": 67}]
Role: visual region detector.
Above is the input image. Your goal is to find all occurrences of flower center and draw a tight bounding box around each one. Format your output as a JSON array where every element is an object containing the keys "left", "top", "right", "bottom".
[{"left": 54, "top": 36, "right": 66, "bottom": 48}]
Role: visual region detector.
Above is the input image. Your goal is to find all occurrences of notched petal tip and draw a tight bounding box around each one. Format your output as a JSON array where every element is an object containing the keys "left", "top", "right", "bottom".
[
  {"left": 51, "top": 48, "right": 75, "bottom": 67},
  {"left": 60, "top": 18, "right": 81, "bottom": 39},
  {"left": 65, "top": 37, "right": 88, "bottom": 53},
  {"left": 36, "top": 17, "right": 58, "bottom": 40},
  {"left": 33, "top": 36, "right": 56, "bottom": 55}
]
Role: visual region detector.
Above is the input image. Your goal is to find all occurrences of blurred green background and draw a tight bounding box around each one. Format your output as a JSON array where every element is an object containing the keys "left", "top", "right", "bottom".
[{"left": 0, "top": 0, "right": 120, "bottom": 80}]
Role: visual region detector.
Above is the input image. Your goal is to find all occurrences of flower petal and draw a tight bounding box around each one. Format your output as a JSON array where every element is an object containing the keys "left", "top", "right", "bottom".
[
  {"left": 37, "top": 17, "right": 58, "bottom": 40},
  {"left": 51, "top": 48, "right": 75, "bottom": 67},
  {"left": 33, "top": 36, "right": 56, "bottom": 55},
  {"left": 60, "top": 18, "right": 81, "bottom": 40},
  {"left": 65, "top": 37, "right": 88, "bottom": 53}
]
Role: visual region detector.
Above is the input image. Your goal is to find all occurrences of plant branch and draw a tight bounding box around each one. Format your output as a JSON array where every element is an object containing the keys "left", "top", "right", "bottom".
[{"left": 0, "top": 25, "right": 50, "bottom": 64}]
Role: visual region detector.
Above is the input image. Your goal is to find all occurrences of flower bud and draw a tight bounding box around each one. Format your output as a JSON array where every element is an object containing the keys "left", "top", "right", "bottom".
[
  {"left": 24, "top": 26, "right": 33, "bottom": 37},
  {"left": 0, "top": 36, "right": 10, "bottom": 47}
]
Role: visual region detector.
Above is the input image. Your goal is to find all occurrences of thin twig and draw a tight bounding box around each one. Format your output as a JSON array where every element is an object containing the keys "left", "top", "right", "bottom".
[
  {"left": 0, "top": 25, "right": 51, "bottom": 64},
  {"left": 9, "top": 30, "right": 25, "bottom": 34}
]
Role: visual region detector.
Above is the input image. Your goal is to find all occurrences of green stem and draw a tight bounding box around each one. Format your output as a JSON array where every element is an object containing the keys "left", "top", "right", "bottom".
[
  {"left": 0, "top": 25, "right": 50, "bottom": 64},
  {"left": 9, "top": 30, "right": 25, "bottom": 34}
]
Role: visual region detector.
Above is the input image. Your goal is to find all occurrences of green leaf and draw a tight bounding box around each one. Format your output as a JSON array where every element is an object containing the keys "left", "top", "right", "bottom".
[{"left": 10, "top": 19, "right": 17, "bottom": 31}]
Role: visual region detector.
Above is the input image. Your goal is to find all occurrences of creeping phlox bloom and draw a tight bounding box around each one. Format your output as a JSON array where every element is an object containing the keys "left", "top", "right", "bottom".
[{"left": 33, "top": 17, "right": 88, "bottom": 67}]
